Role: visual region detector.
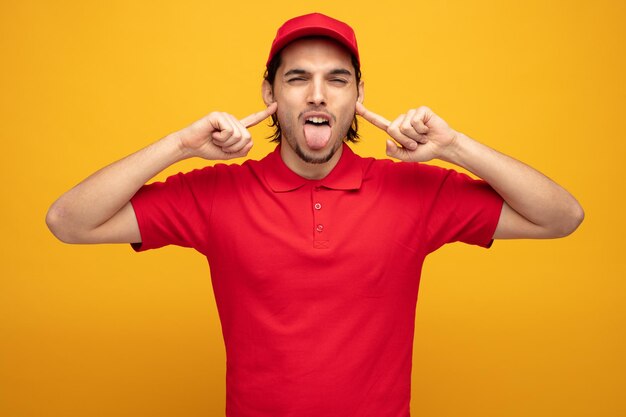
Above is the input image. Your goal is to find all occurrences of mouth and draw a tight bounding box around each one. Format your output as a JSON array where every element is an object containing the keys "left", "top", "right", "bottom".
[
  {"left": 303, "top": 112, "right": 332, "bottom": 127},
  {"left": 302, "top": 112, "right": 333, "bottom": 150}
]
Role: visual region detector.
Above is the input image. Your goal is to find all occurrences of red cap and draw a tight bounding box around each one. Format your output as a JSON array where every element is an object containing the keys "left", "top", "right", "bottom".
[{"left": 266, "top": 13, "right": 359, "bottom": 67}]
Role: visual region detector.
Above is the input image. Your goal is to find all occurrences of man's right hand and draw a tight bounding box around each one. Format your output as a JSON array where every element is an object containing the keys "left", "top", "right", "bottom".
[
  {"left": 177, "top": 102, "right": 277, "bottom": 160},
  {"left": 46, "top": 102, "right": 278, "bottom": 244}
]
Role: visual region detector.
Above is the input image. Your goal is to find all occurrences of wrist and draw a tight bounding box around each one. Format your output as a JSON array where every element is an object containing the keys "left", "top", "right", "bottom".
[
  {"left": 438, "top": 131, "right": 468, "bottom": 165},
  {"left": 166, "top": 131, "right": 196, "bottom": 162}
]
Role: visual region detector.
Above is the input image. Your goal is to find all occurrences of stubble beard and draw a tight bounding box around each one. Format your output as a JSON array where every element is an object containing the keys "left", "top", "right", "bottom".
[
  {"left": 292, "top": 139, "right": 342, "bottom": 164},
  {"left": 280, "top": 115, "right": 351, "bottom": 165}
]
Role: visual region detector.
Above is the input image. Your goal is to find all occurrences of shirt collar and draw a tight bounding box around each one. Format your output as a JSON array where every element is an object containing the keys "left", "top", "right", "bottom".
[{"left": 262, "top": 143, "right": 363, "bottom": 192}]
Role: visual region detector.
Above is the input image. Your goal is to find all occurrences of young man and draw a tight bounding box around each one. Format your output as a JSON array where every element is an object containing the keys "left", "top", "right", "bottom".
[{"left": 47, "top": 13, "right": 583, "bottom": 417}]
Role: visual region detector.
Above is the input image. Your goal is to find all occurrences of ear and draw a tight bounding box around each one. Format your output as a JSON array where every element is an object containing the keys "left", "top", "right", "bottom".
[
  {"left": 357, "top": 80, "right": 364, "bottom": 104},
  {"left": 262, "top": 80, "right": 274, "bottom": 106}
]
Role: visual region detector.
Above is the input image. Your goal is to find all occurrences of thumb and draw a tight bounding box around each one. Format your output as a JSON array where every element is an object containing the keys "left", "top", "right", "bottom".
[{"left": 385, "top": 139, "right": 402, "bottom": 159}]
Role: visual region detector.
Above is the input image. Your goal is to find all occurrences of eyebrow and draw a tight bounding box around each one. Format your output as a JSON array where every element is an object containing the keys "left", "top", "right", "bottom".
[
  {"left": 283, "top": 68, "right": 353, "bottom": 77},
  {"left": 284, "top": 69, "right": 307, "bottom": 77},
  {"left": 329, "top": 69, "right": 353, "bottom": 76}
]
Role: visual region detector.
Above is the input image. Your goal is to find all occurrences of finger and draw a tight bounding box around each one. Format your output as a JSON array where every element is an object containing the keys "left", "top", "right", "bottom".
[
  {"left": 222, "top": 114, "right": 252, "bottom": 153},
  {"left": 409, "top": 107, "right": 430, "bottom": 138},
  {"left": 206, "top": 112, "right": 229, "bottom": 135},
  {"left": 223, "top": 113, "right": 249, "bottom": 148},
  {"left": 232, "top": 115, "right": 252, "bottom": 151},
  {"left": 218, "top": 113, "right": 245, "bottom": 148},
  {"left": 223, "top": 136, "right": 253, "bottom": 155},
  {"left": 388, "top": 114, "right": 418, "bottom": 150},
  {"left": 385, "top": 139, "right": 406, "bottom": 160},
  {"left": 221, "top": 140, "right": 254, "bottom": 160},
  {"left": 210, "top": 112, "right": 236, "bottom": 143},
  {"left": 399, "top": 109, "right": 423, "bottom": 142},
  {"left": 240, "top": 102, "right": 278, "bottom": 128},
  {"left": 355, "top": 102, "right": 391, "bottom": 131},
  {"left": 400, "top": 110, "right": 428, "bottom": 144}
]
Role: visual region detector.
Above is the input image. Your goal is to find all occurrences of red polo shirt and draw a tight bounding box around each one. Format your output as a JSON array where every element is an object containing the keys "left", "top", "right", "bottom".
[{"left": 131, "top": 143, "right": 503, "bottom": 417}]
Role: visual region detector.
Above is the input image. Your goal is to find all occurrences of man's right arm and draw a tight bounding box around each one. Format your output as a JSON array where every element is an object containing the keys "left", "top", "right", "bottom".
[{"left": 46, "top": 104, "right": 277, "bottom": 244}]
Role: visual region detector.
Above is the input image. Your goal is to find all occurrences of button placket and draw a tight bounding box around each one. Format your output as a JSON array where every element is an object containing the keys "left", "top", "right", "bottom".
[{"left": 312, "top": 186, "right": 329, "bottom": 249}]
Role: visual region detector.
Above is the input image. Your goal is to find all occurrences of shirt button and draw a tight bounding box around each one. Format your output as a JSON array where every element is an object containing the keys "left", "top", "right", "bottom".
[
  {"left": 316, "top": 224, "right": 324, "bottom": 232},
  {"left": 314, "top": 203, "right": 322, "bottom": 210}
]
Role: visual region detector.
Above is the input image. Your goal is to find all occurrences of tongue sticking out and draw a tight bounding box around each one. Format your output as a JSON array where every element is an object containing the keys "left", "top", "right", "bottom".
[{"left": 303, "top": 123, "right": 332, "bottom": 150}]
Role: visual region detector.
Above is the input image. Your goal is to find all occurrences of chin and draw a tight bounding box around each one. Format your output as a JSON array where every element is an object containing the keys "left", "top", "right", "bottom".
[{"left": 294, "top": 139, "right": 342, "bottom": 165}]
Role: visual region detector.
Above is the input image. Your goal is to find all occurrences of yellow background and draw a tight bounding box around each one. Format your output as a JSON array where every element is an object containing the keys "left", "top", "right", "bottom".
[{"left": 1, "top": 0, "right": 624, "bottom": 416}]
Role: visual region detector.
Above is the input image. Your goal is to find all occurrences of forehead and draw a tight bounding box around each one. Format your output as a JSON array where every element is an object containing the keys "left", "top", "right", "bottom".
[{"left": 278, "top": 37, "right": 354, "bottom": 73}]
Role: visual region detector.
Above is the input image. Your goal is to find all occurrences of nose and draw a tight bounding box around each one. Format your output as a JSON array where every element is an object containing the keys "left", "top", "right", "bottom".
[{"left": 307, "top": 77, "right": 327, "bottom": 106}]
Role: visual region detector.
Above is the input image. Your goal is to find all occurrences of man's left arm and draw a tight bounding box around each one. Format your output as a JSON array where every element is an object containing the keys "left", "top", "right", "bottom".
[{"left": 356, "top": 102, "right": 584, "bottom": 239}]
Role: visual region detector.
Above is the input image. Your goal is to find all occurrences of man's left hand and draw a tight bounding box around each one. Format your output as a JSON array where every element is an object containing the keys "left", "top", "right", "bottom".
[{"left": 356, "top": 102, "right": 459, "bottom": 163}]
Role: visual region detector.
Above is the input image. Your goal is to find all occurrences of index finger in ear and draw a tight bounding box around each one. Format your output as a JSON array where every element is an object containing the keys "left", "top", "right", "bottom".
[
  {"left": 240, "top": 102, "right": 278, "bottom": 128},
  {"left": 356, "top": 102, "right": 391, "bottom": 131}
]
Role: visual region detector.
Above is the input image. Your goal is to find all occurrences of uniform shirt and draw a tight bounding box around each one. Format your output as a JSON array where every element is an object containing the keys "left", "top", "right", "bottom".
[{"left": 131, "top": 143, "right": 503, "bottom": 417}]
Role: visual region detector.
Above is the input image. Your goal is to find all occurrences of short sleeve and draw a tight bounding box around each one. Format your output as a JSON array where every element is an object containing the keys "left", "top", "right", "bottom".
[
  {"left": 418, "top": 164, "right": 504, "bottom": 253},
  {"left": 129, "top": 167, "right": 216, "bottom": 253}
]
